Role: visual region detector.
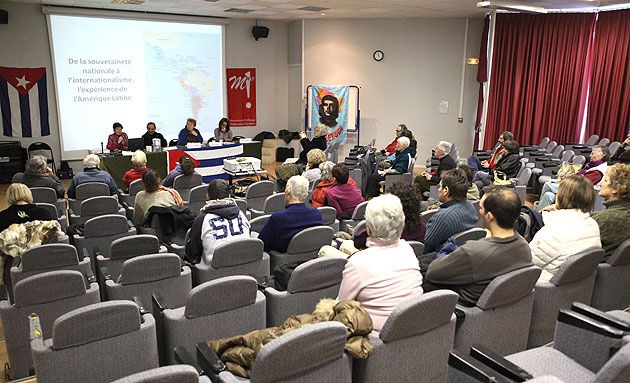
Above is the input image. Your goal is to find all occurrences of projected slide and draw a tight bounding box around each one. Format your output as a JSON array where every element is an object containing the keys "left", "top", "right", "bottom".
[{"left": 48, "top": 15, "right": 224, "bottom": 156}]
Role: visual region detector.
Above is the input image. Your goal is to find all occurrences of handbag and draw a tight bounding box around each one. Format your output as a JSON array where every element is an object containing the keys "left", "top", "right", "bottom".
[
  {"left": 557, "top": 161, "right": 583, "bottom": 180},
  {"left": 492, "top": 171, "right": 515, "bottom": 187}
]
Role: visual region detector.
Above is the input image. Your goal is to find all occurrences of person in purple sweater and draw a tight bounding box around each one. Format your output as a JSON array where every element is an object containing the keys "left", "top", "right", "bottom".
[
  {"left": 258, "top": 175, "right": 323, "bottom": 252},
  {"left": 326, "top": 163, "right": 364, "bottom": 219}
]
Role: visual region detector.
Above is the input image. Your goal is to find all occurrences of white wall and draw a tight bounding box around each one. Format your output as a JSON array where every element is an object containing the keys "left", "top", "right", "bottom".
[
  {"left": 0, "top": 1, "right": 289, "bottom": 169},
  {"left": 303, "top": 18, "right": 483, "bottom": 161}
]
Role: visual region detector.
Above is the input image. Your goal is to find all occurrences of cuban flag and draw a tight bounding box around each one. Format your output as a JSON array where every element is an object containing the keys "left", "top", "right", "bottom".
[
  {"left": 166, "top": 144, "right": 244, "bottom": 183},
  {"left": 0, "top": 66, "right": 50, "bottom": 138}
]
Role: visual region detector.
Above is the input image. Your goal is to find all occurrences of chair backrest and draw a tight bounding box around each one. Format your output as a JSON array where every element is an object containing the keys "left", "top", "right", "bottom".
[
  {"left": 380, "top": 290, "right": 458, "bottom": 342},
  {"left": 607, "top": 239, "right": 630, "bottom": 266},
  {"left": 351, "top": 200, "right": 369, "bottom": 220},
  {"left": 572, "top": 155, "right": 586, "bottom": 165},
  {"left": 607, "top": 141, "right": 621, "bottom": 156},
  {"left": 549, "top": 248, "right": 604, "bottom": 286},
  {"left": 30, "top": 187, "right": 58, "bottom": 204},
  {"left": 407, "top": 155, "right": 416, "bottom": 173},
  {"left": 595, "top": 338, "right": 630, "bottom": 382},
  {"left": 317, "top": 206, "right": 337, "bottom": 226},
  {"left": 75, "top": 182, "right": 110, "bottom": 201},
  {"left": 35, "top": 202, "right": 59, "bottom": 219},
  {"left": 598, "top": 137, "right": 610, "bottom": 147},
  {"left": 476, "top": 266, "right": 541, "bottom": 310},
  {"left": 119, "top": 253, "right": 182, "bottom": 285},
  {"left": 545, "top": 141, "right": 558, "bottom": 154},
  {"left": 250, "top": 322, "right": 348, "bottom": 383},
  {"left": 187, "top": 184, "right": 208, "bottom": 214},
  {"left": 585, "top": 134, "right": 599, "bottom": 146},
  {"left": 516, "top": 167, "right": 532, "bottom": 186},
  {"left": 408, "top": 241, "right": 425, "bottom": 259},
  {"left": 184, "top": 276, "right": 258, "bottom": 318},
  {"left": 352, "top": 220, "right": 366, "bottom": 239},
  {"left": 420, "top": 209, "right": 439, "bottom": 224},
  {"left": 235, "top": 198, "right": 247, "bottom": 213},
  {"left": 128, "top": 179, "right": 144, "bottom": 196},
  {"left": 210, "top": 238, "right": 264, "bottom": 269},
  {"left": 452, "top": 228, "right": 486, "bottom": 246},
  {"left": 263, "top": 193, "right": 286, "bottom": 213},
  {"left": 245, "top": 180, "right": 275, "bottom": 211},
  {"left": 173, "top": 174, "right": 203, "bottom": 200},
  {"left": 20, "top": 244, "right": 80, "bottom": 272},
  {"left": 109, "top": 234, "right": 161, "bottom": 260},
  {"left": 286, "top": 226, "right": 334, "bottom": 254},
  {"left": 111, "top": 366, "right": 209, "bottom": 383},
  {"left": 250, "top": 214, "right": 271, "bottom": 233},
  {"left": 539, "top": 137, "right": 550, "bottom": 148},
  {"left": 83, "top": 214, "right": 131, "bottom": 238},
  {"left": 287, "top": 257, "right": 347, "bottom": 294},
  {"left": 560, "top": 150, "right": 575, "bottom": 162},
  {"left": 13, "top": 270, "right": 89, "bottom": 308},
  {"left": 552, "top": 145, "right": 564, "bottom": 158},
  {"left": 79, "top": 196, "right": 120, "bottom": 217}
]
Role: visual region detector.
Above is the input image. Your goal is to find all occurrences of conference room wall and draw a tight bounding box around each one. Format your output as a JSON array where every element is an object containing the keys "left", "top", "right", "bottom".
[
  {"left": 303, "top": 18, "right": 483, "bottom": 161},
  {"left": 0, "top": 1, "right": 289, "bottom": 171}
]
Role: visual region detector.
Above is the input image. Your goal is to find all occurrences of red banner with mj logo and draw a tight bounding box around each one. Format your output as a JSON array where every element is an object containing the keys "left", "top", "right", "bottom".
[{"left": 226, "top": 68, "right": 256, "bottom": 127}]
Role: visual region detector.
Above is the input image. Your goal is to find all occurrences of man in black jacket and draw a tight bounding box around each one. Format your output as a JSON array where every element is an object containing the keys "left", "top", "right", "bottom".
[
  {"left": 473, "top": 140, "right": 521, "bottom": 193},
  {"left": 414, "top": 141, "right": 457, "bottom": 198}
]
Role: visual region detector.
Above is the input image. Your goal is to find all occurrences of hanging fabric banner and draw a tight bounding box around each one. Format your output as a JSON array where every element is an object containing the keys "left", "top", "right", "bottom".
[
  {"left": 226, "top": 68, "right": 256, "bottom": 127},
  {"left": 309, "top": 85, "right": 349, "bottom": 147}
]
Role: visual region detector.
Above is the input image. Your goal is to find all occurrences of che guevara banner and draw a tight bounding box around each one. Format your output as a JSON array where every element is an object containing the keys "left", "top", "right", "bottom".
[
  {"left": 226, "top": 68, "right": 256, "bottom": 127},
  {"left": 0, "top": 67, "right": 50, "bottom": 137},
  {"left": 309, "top": 85, "right": 349, "bottom": 146}
]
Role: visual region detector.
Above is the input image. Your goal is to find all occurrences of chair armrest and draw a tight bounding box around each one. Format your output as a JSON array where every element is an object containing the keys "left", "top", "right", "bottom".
[
  {"left": 152, "top": 291, "right": 169, "bottom": 313},
  {"left": 29, "top": 313, "right": 43, "bottom": 342},
  {"left": 100, "top": 266, "right": 111, "bottom": 281},
  {"left": 81, "top": 247, "right": 91, "bottom": 261},
  {"left": 454, "top": 306, "right": 466, "bottom": 325},
  {"left": 470, "top": 345, "right": 533, "bottom": 382},
  {"left": 85, "top": 270, "right": 97, "bottom": 284},
  {"left": 174, "top": 346, "right": 205, "bottom": 376},
  {"left": 448, "top": 350, "right": 513, "bottom": 383},
  {"left": 197, "top": 342, "right": 226, "bottom": 376},
  {"left": 542, "top": 162, "right": 560, "bottom": 168},
  {"left": 569, "top": 303, "right": 629, "bottom": 332},
  {"left": 133, "top": 295, "right": 149, "bottom": 316}
]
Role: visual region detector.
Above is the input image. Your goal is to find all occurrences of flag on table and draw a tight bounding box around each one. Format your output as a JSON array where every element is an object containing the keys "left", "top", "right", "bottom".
[{"left": 0, "top": 66, "right": 50, "bottom": 138}]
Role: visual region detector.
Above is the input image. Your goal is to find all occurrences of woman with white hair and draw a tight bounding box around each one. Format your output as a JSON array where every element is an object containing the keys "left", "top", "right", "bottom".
[
  {"left": 312, "top": 161, "right": 360, "bottom": 208},
  {"left": 297, "top": 124, "right": 328, "bottom": 165},
  {"left": 365, "top": 136, "right": 412, "bottom": 198},
  {"left": 67, "top": 154, "right": 119, "bottom": 199},
  {"left": 337, "top": 194, "right": 423, "bottom": 335},
  {"left": 301, "top": 148, "right": 326, "bottom": 183},
  {"left": 122, "top": 150, "right": 150, "bottom": 189}
]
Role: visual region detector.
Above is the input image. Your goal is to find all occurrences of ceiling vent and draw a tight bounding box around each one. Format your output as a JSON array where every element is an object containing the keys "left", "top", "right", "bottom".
[
  {"left": 297, "top": 6, "right": 330, "bottom": 12},
  {"left": 225, "top": 8, "right": 254, "bottom": 13}
]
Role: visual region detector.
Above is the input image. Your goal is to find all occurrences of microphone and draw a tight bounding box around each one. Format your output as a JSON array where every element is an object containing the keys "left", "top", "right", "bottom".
[{"left": 101, "top": 142, "right": 104, "bottom": 154}]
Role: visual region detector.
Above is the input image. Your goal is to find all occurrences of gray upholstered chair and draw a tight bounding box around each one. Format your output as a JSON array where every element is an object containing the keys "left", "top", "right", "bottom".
[
  {"left": 111, "top": 366, "right": 212, "bottom": 383},
  {"left": 101, "top": 253, "right": 192, "bottom": 312},
  {"left": 35, "top": 202, "right": 67, "bottom": 231},
  {"left": 340, "top": 200, "right": 368, "bottom": 232},
  {"left": 31, "top": 300, "right": 159, "bottom": 383},
  {"left": 528, "top": 248, "right": 604, "bottom": 348},
  {"left": 408, "top": 241, "right": 426, "bottom": 260},
  {"left": 30, "top": 187, "right": 66, "bottom": 217},
  {"left": 591, "top": 239, "right": 630, "bottom": 311},
  {"left": 264, "top": 257, "right": 346, "bottom": 326},
  {"left": 317, "top": 206, "right": 340, "bottom": 231},
  {"left": 68, "top": 181, "right": 111, "bottom": 213},
  {"left": 249, "top": 214, "right": 271, "bottom": 237},
  {"left": 191, "top": 237, "right": 269, "bottom": 285},
  {"left": 514, "top": 167, "right": 532, "bottom": 205},
  {"left": 10, "top": 243, "right": 92, "bottom": 288},
  {"left": 453, "top": 266, "right": 541, "bottom": 356},
  {"left": 250, "top": 192, "right": 286, "bottom": 219},
  {"left": 537, "top": 155, "right": 586, "bottom": 188},
  {"left": 120, "top": 178, "right": 144, "bottom": 207},
  {"left": 382, "top": 154, "right": 416, "bottom": 190},
  {"left": 420, "top": 208, "right": 439, "bottom": 224},
  {"left": 0, "top": 271, "right": 99, "bottom": 380},
  {"left": 173, "top": 173, "right": 203, "bottom": 201},
  {"left": 452, "top": 228, "right": 487, "bottom": 246},
  {"left": 214, "top": 322, "right": 351, "bottom": 383},
  {"left": 155, "top": 276, "right": 266, "bottom": 364},
  {"left": 69, "top": 195, "right": 125, "bottom": 225},
  {"left": 95, "top": 234, "right": 162, "bottom": 277},
  {"left": 268, "top": 226, "right": 334, "bottom": 270},
  {"left": 353, "top": 290, "right": 458, "bottom": 383},
  {"left": 239, "top": 180, "right": 275, "bottom": 212},
  {"left": 73, "top": 214, "right": 137, "bottom": 272},
  {"left": 186, "top": 184, "right": 208, "bottom": 214}
]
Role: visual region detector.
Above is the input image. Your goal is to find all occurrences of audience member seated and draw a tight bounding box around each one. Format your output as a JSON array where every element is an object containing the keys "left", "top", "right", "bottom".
[
  {"left": 213, "top": 117, "right": 233, "bottom": 142},
  {"left": 530, "top": 176, "right": 601, "bottom": 282},
  {"left": 336, "top": 194, "right": 423, "bottom": 335},
  {"left": 401, "top": 129, "right": 418, "bottom": 159},
  {"left": 473, "top": 140, "right": 521, "bottom": 192},
  {"left": 611, "top": 129, "right": 630, "bottom": 162},
  {"left": 381, "top": 124, "right": 408, "bottom": 157},
  {"left": 326, "top": 163, "right": 364, "bottom": 219},
  {"left": 414, "top": 140, "right": 457, "bottom": 198},
  {"left": 423, "top": 168, "right": 479, "bottom": 255},
  {"left": 257, "top": 175, "right": 323, "bottom": 252},
  {"left": 67, "top": 154, "right": 119, "bottom": 199},
  {"left": 122, "top": 150, "right": 150, "bottom": 189},
  {"left": 162, "top": 155, "right": 195, "bottom": 188},
  {"left": 591, "top": 163, "right": 630, "bottom": 261},
  {"left": 134, "top": 169, "right": 184, "bottom": 226},
  {"left": 302, "top": 149, "right": 326, "bottom": 183},
  {"left": 177, "top": 118, "right": 203, "bottom": 146},
  {"left": 365, "top": 136, "right": 411, "bottom": 198},
  {"left": 0, "top": 183, "right": 52, "bottom": 234},
  {"left": 468, "top": 131, "right": 512, "bottom": 171},
  {"left": 426, "top": 187, "right": 533, "bottom": 304},
  {"left": 459, "top": 164, "right": 480, "bottom": 201},
  {"left": 12, "top": 155, "right": 65, "bottom": 198},
  {"left": 141, "top": 121, "right": 167, "bottom": 149},
  {"left": 106, "top": 122, "right": 129, "bottom": 153},
  {"left": 185, "top": 180, "right": 250, "bottom": 264},
  {"left": 297, "top": 124, "right": 327, "bottom": 165},
  {"left": 312, "top": 161, "right": 359, "bottom": 208},
  {"left": 537, "top": 145, "right": 609, "bottom": 210}
]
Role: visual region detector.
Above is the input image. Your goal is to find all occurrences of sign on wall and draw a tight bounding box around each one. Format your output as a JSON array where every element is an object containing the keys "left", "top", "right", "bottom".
[{"left": 226, "top": 68, "right": 256, "bottom": 127}]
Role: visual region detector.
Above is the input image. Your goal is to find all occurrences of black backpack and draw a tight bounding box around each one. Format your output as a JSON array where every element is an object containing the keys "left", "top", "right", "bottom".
[
  {"left": 515, "top": 207, "right": 544, "bottom": 242},
  {"left": 56, "top": 160, "right": 74, "bottom": 179}
]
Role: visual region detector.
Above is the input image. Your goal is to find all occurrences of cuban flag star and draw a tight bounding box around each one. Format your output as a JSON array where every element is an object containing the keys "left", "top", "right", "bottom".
[{"left": 0, "top": 66, "right": 50, "bottom": 138}]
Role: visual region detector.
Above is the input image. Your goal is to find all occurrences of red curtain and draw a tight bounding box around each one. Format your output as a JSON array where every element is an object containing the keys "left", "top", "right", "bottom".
[
  {"left": 484, "top": 13, "right": 596, "bottom": 148},
  {"left": 586, "top": 10, "right": 630, "bottom": 142}
]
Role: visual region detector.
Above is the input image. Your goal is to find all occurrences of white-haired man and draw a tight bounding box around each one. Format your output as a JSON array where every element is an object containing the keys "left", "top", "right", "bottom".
[
  {"left": 414, "top": 140, "right": 457, "bottom": 198},
  {"left": 12, "top": 155, "right": 65, "bottom": 198},
  {"left": 258, "top": 175, "right": 323, "bottom": 252},
  {"left": 365, "top": 136, "right": 411, "bottom": 198},
  {"left": 67, "top": 154, "right": 119, "bottom": 199}
]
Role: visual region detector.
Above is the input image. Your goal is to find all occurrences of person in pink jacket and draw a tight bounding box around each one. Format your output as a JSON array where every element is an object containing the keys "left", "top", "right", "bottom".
[{"left": 337, "top": 194, "right": 423, "bottom": 335}]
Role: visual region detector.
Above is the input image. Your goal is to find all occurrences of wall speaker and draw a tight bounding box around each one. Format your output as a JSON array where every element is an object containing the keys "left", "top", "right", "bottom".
[
  {"left": 252, "top": 26, "right": 269, "bottom": 41},
  {"left": 0, "top": 9, "right": 8, "bottom": 25}
]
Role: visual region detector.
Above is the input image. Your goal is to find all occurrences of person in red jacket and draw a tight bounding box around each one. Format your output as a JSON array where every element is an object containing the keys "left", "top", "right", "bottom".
[
  {"left": 122, "top": 150, "right": 150, "bottom": 189},
  {"left": 312, "top": 161, "right": 358, "bottom": 208}
]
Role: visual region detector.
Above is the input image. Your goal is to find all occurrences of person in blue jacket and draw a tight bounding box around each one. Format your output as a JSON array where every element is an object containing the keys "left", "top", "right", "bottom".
[{"left": 177, "top": 118, "right": 203, "bottom": 146}]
